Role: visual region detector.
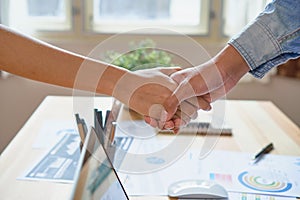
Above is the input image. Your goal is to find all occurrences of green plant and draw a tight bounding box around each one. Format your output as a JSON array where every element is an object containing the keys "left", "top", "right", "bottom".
[{"left": 103, "top": 39, "right": 174, "bottom": 71}]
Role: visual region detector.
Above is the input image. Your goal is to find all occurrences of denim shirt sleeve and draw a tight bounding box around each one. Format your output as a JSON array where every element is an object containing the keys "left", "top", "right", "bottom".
[{"left": 228, "top": 0, "right": 300, "bottom": 78}]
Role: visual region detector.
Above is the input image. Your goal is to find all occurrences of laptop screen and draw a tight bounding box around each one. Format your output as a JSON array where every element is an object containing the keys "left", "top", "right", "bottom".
[{"left": 71, "top": 127, "right": 129, "bottom": 200}]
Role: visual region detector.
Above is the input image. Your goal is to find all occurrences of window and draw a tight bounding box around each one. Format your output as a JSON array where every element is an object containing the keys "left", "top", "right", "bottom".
[
  {"left": 1, "top": 0, "right": 278, "bottom": 82},
  {"left": 1, "top": 0, "right": 274, "bottom": 41},
  {"left": 222, "top": 0, "right": 271, "bottom": 37},
  {"left": 2, "top": 0, "right": 72, "bottom": 33},
  {"left": 85, "top": 0, "right": 210, "bottom": 35}
]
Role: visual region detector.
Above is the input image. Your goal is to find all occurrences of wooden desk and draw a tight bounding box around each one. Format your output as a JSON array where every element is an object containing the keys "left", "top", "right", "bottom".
[{"left": 0, "top": 96, "right": 299, "bottom": 200}]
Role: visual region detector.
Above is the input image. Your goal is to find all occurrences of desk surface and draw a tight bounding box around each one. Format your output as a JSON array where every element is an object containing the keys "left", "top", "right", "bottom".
[{"left": 0, "top": 96, "right": 299, "bottom": 200}]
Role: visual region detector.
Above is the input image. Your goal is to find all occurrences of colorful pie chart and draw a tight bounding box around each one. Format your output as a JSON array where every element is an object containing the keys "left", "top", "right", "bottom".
[{"left": 238, "top": 170, "right": 292, "bottom": 193}]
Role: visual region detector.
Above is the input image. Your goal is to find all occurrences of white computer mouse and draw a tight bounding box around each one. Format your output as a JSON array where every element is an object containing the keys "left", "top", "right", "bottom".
[{"left": 168, "top": 179, "right": 228, "bottom": 199}]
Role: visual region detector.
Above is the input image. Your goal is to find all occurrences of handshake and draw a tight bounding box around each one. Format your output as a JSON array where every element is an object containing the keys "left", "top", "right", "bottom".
[
  {"left": 112, "top": 45, "right": 249, "bottom": 133},
  {"left": 0, "top": 23, "right": 248, "bottom": 134}
]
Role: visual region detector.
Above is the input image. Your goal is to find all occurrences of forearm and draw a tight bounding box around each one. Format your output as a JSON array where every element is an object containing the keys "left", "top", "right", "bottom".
[
  {"left": 0, "top": 24, "right": 127, "bottom": 96},
  {"left": 212, "top": 44, "right": 250, "bottom": 92}
]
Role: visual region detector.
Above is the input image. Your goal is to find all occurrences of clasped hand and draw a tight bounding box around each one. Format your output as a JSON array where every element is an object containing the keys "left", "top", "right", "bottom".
[
  {"left": 115, "top": 61, "right": 226, "bottom": 133},
  {"left": 143, "top": 60, "right": 227, "bottom": 133},
  {"left": 114, "top": 45, "right": 248, "bottom": 133}
]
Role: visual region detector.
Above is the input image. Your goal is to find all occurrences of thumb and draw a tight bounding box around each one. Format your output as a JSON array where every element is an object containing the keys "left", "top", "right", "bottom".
[
  {"left": 170, "top": 71, "right": 187, "bottom": 84},
  {"left": 158, "top": 66, "right": 181, "bottom": 76},
  {"left": 158, "top": 66, "right": 182, "bottom": 121},
  {"left": 170, "top": 70, "right": 196, "bottom": 101}
]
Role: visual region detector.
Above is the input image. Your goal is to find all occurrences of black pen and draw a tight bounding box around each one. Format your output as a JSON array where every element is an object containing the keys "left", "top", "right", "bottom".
[{"left": 251, "top": 142, "right": 274, "bottom": 164}]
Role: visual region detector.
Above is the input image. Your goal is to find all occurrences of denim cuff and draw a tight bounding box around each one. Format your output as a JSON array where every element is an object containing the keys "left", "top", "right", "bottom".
[
  {"left": 228, "top": 20, "right": 281, "bottom": 78},
  {"left": 228, "top": 0, "right": 300, "bottom": 79}
]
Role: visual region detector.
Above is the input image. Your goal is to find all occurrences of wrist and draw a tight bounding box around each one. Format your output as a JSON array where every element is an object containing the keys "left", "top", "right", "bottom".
[{"left": 213, "top": 44, "right": 250, "bottom": 84}]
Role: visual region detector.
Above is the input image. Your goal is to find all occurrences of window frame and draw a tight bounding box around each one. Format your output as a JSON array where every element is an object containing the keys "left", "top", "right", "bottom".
[
  {"left": 221, "top": 0, "right": 271, "bottom": 37},
  {"left": 0, "top": 0, "right": 272, "bottom": 41},
  {"left": 83, "top": 0, "right": 211, "bottom": 35},
  {"left": 2, "top": 0, "right": 73, "bottom": 33}
]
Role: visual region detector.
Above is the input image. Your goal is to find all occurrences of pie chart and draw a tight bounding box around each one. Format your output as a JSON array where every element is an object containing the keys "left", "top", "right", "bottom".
[{"left": 238, "top": 170, "right": 292, "bottom": 193}]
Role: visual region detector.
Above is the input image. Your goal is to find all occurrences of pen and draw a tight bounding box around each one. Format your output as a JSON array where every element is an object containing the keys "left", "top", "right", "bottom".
[
  {"left": 109, "top": 121, "right": 117, "bottom": 145},
  {"left": 251, "top": 142, "right": 274, "bottom": 164},
  {"left": 75, "top": 113, "right": 86, "bottom": 143}
]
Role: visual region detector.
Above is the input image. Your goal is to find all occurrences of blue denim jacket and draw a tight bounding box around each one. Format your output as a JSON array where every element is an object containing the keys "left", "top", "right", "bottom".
[{"left": 228, "top": 0, "right": 300, "bottom": 78}]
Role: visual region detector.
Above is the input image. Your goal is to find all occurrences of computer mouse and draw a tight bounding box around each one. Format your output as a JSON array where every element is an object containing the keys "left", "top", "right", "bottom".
[{"left": 168, "top": 179, "right": 228, "bottom": 199}]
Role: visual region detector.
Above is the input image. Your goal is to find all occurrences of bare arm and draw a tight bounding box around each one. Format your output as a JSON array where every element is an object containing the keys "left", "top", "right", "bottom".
[
  {"left": 0, "top": 24, "right": 127, "bottom": 96},
  {"left": 0, "top": 25, "right": 180, "bottom": 121}
]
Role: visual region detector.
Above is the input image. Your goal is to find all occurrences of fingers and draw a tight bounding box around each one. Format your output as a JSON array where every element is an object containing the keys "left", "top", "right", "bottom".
[
  {"left": 185, "top": 96, "right": 211, "bottom": 111},
  {"left": 144, "top": 115, "right": 175, "bottom": 130},
  {"left": 145, "top": 96, "right": 211, "bottom": 133},
  {"left": 172, "top": 109, "right": 197, "bottom": 127},
  {"left": 158, "top": 66, "right": 182, "bottom": 76},
  {"left": 170, "top": 69, "right": 188, "bottom": 83},
  {"left": 144, "top": 115, "right": 159, "bottom": 128},
  {"left": 165, "top": 73, "right": 208, "bottom": 118},
  {"left": 166, "top": 96, "right": 211, "bottom": 128},
  {"left": 164, "top": 91, "right": 212, "bottom": 121},
  {"left": 173, "top": 100, "right": 198, "bottom": 126}
]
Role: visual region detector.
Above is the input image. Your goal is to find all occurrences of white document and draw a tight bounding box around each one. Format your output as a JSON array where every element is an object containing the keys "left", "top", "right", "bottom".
[
  {"left": 19, "top": 129, "right": 81, "bottom": 183},
  {"left": 228, "top": 192, "right": 295, "bottom": 200},
  {"left": 119, "top": 149, "right": 300, "bottom": 198},
  {"left": 32, "top": 119, "right": 77, "bottom": 149}
]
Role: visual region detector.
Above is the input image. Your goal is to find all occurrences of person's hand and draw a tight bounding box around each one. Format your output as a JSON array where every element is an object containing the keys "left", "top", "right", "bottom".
[
  {"left": 166, "top": 61, "right": 227, "bottom": 112},
  {"left": 144, "top": 95, "right": 211, "bottom": 133},
  {"left": 112, "top": 66, "right": 181, "bottom": 128},
  {"left": 159, "top": 63, "right": 220, "bottom": 132},
  {"left": 164, "top": 45, "right": 250, "bottom": 131}
]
